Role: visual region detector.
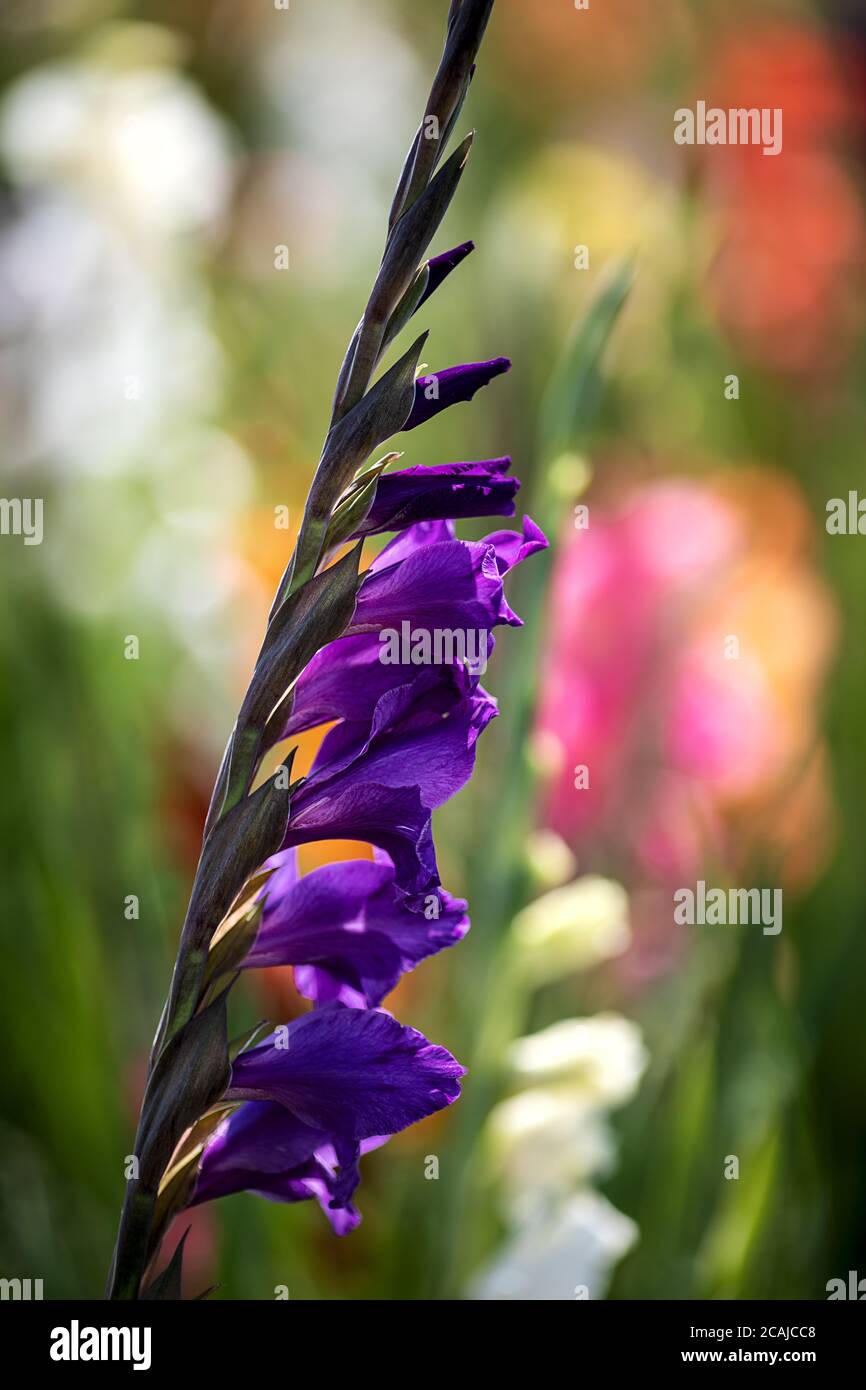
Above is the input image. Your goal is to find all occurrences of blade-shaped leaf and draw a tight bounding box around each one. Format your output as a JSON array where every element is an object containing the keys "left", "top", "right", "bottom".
[
  {"left": 382, "top": 266, "right": 430, "bottom": 351},
  {"left": 156, "top": 764, "right": 293, "bottom": 1052},
  {"left": 201, "top": 900, "right": 263, "bottom": 996},
  {"left": 539, "top": 260, "right": 635, "bottom": 466},
  {"left": 323, "top": 456, "right": 398, "bottom": 553},
  {"left": 138, "top": 991, "right": 232, "bottom": 1192},
  {"left": 141, "top": 1228, "right": 190, "bottom": 1301},
  {"left": 248, "top": 541, "right": 363, "bottom": 728},
  {"left": 377, "top": 134, "right": 473, "bottom": 323},
  {"left": 333, "top": 139, "right": 471, "bottom": 423},
  {"left": 186, "top": 760, "right": 293, "bottom": 956},
  {"left": 389, "top": 0, "right": 492, "bottom": 227}
]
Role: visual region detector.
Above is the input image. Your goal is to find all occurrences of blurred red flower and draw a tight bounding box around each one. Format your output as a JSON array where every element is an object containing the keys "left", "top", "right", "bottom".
[{"left": 699, "top": 22, "right": 866, "bottom": 376}]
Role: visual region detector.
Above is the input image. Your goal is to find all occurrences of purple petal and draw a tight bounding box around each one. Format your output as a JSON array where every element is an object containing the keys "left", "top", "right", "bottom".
[
  {"left": 349, "top": 536, "right": 522, "bottom": 634},
  {"left": 276, "top": 520, "right": 544, "bottom": 746},
  {"left": 307, "top": 664, "right": 497, "bottom": 808},
  {"left": 482, "top": 514, "right": 549, "bottom": 573},
  {"left": 286, "top": 780, "right": 439, "bottom": 902},
  {"left": 367, "top": 518, "right": 455, "bottom": 570},
  {"left": 227, "top": 1008, "right": 465, "bottom": 1138},
  {"left": 244, "top": 852, "right": 469, "bottom": 1006},
  {"left": 191, "top": 1101, "right": 364, "bottom": 1235},
  {"left": 284, "top": 664, "right": 496, "bottom": 898},
  {"left": 403, "top": 357, "right": 511, "bottom": 430},
  {"left": 282, "top": 629, "right": 494, "bottom": 739}
]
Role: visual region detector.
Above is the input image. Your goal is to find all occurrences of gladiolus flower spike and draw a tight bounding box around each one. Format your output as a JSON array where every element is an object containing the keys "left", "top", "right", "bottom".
[{"left": 106, "top": 0, "right": 546, "bottom": 1298}]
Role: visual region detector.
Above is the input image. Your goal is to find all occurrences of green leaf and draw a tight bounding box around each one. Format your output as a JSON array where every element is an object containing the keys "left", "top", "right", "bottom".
[
  {"left": 382, "top": 267, "right": 430, "bottom": 352},
  {"left": 430, "top": 65, "right": 474, "bottom": 182},
  {"left": 323, "top": 454, "right": 400, "bottom": 553},
  {"left": 156, "top": 765, "right": 293, "bottom": 1051},
  {"left": 201, "top": 865, "right": 275, "bottom": 992},
  {"left": 138, "top": 991, "right": 232, "bottom": 1192},
  {"left": 377, "top": 134, "right": 473, "bottom": 320},
  {"left": 141, "top": 1228, "right": 190, "bottom": 1301},
  {"left": 539, "top": 260, "right": 635, "bottom": 465},
  {"left": 246, "top": 541, "right": 363, "bottom": 729},
  {"left": 200, "top": 901, "right": 262, "bottom": 998},
  {"left": 185, "top": 759, "right": 293, "bottom": 953},
  {"left": 150, "top": 1108, "right": 233, "bottom": 1258},
  {"left": 388, "top": 0, "right": 492, "bottom": 227},
  {"left": 332, "top": 137, "right": 471, "bottom": 424}
]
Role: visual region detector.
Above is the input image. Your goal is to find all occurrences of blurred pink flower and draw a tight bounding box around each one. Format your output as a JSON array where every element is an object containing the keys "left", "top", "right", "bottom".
[{"left": 536, "top": 472, "right": 837, "bottom": 965}]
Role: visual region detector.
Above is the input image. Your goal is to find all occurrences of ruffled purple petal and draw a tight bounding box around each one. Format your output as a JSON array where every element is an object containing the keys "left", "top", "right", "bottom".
[
  {"left": 403, "top": 357, "right": 511, "bottom": 431},
  {"left": 349, "top": 536, "right": 522, "bottom": 634},
  {"left": 226, "top": 1008, "right": 465, "bottom": 1138},
  {"left": 482, "top": 515, "right": 549, "bottom": 573},
  {"left": 278, "top": 516, "right": 542, "bottom": 741},
  {"left": 275, "top": 520, "right": 548, "bottom": 741},
  {"left": 243, "top": 851, "right": 469, "bottom": 1006}
]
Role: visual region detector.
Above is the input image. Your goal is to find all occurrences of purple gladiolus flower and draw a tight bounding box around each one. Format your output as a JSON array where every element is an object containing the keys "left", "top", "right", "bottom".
[
  {"left": 277, "top": 516, "right": 547, "bottom": 741},
  {"left": 278, "top": 631, "right": 490, "bottom": 741},
  {"left": 283, "top": 663, "right": 498, "bottom": 900},
  {"left": 193, "top": 1009, "right": 465, "bottom": 1232},
  {"left": 193, "top": 1101, "right": 370, "bottom": 1234},
  {"left": 107, "top": 7, "right": 551, "bottom": 1295},
  {"left": 350, "top": 457, "right": 519, "bottom": 538},
  {"left": 349, "top": 515, "right": 546, "bottom": 636},
  {"left": 404, "top": 357, "right": 511, "bottom": 430},
  {"left": 243, "top": 850, "right": 469, "bottom": 1007}
]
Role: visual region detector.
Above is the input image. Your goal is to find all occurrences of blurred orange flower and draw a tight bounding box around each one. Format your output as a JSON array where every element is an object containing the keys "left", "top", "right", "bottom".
[{"left": 491, "top": 0, "right": 690, "bottom": 116}]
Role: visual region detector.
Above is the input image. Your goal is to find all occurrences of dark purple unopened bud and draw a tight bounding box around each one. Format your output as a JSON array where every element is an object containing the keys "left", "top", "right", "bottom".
[
  {"left": 417, "top": 240, "right": 475, "bottom": 309},
  {"left": 404, "top": 357, "right": 511, "bottom": 430},
  {"left": 351, "top": 457, "right": 518, "bottom": 538}
]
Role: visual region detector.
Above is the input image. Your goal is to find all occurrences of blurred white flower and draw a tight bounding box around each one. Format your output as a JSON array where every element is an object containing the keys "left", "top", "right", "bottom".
[
  {"left": 487, "top": 1015, "right": 647, "bottom": 1200},
  {"left": 0, "top": 44, "right": 235, "bottom": 478},
  {"left": 509, "top": 1014, "right": 648, "bottom": 1103},
  {"left": 0, "top": 192, "right": 224, "bottom": 476},
  {"left": 0, "top": 61, "right": 235, "bottom": 241},
  {"left": 489, "top": 1089, "right": 615, "bottom": 1195},
  {"left": 470, "top": 1190, "right": 638, "bottom": 1301},
  {"left": 511, "top": 875, "right": 631, "bottom": 983},
  {"left": 0, "top": 41, "right": 250, "bottom": 697},
  {"left": 258, "top": 0, "right": 420, "bottom": 271},
  {"left": 475, "top": 1010, "right": 646, "bottom": 1298}
]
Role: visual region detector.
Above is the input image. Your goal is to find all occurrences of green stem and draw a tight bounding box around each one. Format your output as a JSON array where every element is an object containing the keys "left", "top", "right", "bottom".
[{"left": 106, "top": 1185, "right": 157, "bottom": 1301}]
